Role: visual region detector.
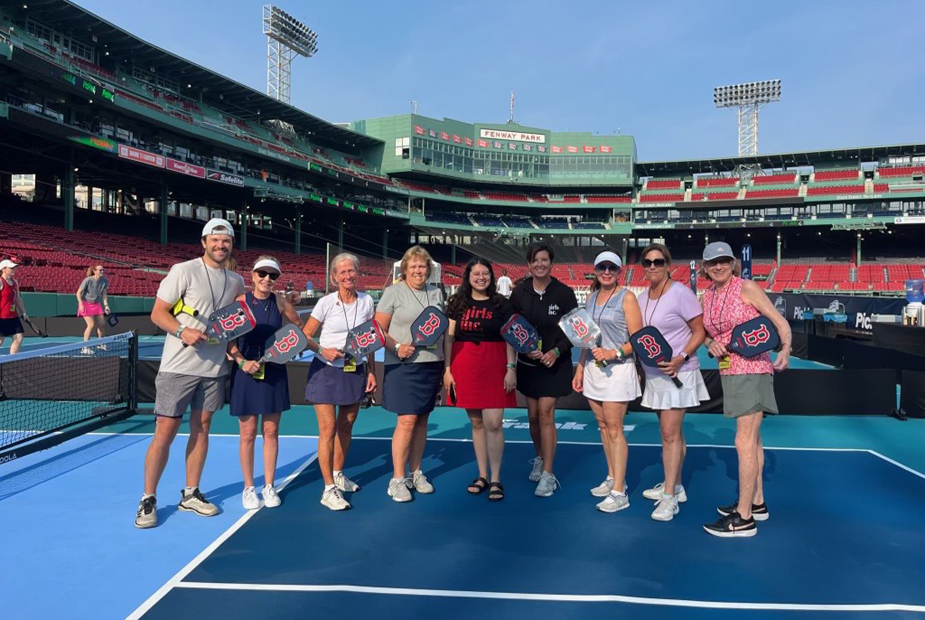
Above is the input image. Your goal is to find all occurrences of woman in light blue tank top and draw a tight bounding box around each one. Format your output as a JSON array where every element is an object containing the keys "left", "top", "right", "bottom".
[{"left": 572, "top": 251, "right": 642, "bottom": 514}]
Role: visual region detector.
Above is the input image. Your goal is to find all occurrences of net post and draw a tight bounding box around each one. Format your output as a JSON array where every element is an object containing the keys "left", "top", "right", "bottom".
[{"left": 129, "top": 330, "right": 138, "bottom": 413}]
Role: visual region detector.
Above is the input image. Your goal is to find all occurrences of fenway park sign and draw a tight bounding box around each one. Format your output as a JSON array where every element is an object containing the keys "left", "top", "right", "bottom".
[
  {"left": 479, "top": 129, "right": 546, "bottom": 144},
  {"left": 207, "top": 170, "right": 245, "bottom": 187}
]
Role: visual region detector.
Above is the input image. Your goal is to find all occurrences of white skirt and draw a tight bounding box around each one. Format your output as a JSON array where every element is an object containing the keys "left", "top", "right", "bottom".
[
  {"left": 641, "top": 369, "right": 710, "bottom": 410},
  {"left": 581, "top": 359, "right": 642, "bottom": 402}
]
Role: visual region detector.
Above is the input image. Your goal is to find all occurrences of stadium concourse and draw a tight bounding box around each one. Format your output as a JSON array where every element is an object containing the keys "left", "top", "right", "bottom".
[{"left": 1, "top": 1, "right": 925, "bottom": 620}]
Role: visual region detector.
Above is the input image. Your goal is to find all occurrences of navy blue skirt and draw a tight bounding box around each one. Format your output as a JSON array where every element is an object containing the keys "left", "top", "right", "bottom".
[
  {"left": 382, "top": 361, "right": 443, "bottom": 415},
  {"left": 230, "top": 363, "right": 290, "bottom": 417},
  {"left": 305, "top": 357, "right": 367, "bottom": 406}
]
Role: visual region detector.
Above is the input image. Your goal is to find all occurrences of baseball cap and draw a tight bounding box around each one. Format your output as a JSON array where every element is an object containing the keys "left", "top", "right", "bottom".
[
  {"left": 703, "top": 242, "right": 735, "bottom": 262},
  {"left": 593, "top": 251, "right": 622, "bottom": 269},
  {"left": 0, "top": 259, "right": 19, "bottom": 270},
  {"left": 253, "top": 258, "right": 281, "bottom": 274},
  {"left": 201, "top": 218, "right": 235, "bottom": 238}
]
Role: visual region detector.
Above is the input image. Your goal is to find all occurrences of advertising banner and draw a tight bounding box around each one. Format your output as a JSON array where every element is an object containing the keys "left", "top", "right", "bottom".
[
  {"left": 477, "top": 138, "right": 489, "bottom": 147},
  {"left": 118, "top": 145, "right": 164, "bottom": 168},
  {"left": 600, "top": 145, "right": 613, "bottom": 153},
  {"left": 166, "top": 158, "right": 205, "bottom": 178},
  {"left": 464, "top": 137, "right": 474, "bottom": 146},
  {"left": 583, "top": 145, "right": 595, "bottom": 153},
  {"left": 414, "top": 125, "right": 425, "bottom": 135},
  {"left": 771, "top": 292, "right": 906, "bottom": 332},
  {"left": 207, "top": 170, "right": 245, "bottom": 187},
  {"left": 567, "top": 146, "right": 578, "bottom": 153},
  {"left": 551, "top": 146, "right": 562, "bottom": 153},
  {"left": 478, "top": 129, "right": 545, "bottom": 143}
]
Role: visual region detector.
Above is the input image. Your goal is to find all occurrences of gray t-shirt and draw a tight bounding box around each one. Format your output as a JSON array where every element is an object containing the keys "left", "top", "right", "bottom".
[
  {"left": 156, "top": 258, "right": 246, "bottom": 377},
  {"left": 78, "top": 276, "right": 109, "bottom": 303},
  {"left": 376, "top": 282, "right": 445, "bottom": 365}
]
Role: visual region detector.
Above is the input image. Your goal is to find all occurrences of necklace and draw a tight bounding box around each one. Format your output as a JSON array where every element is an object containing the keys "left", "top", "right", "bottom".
[
  {"left": 643, "top": 277, "right": 670, "bottom": 327},
  {"left": 201, "top": 257, "right": 228, "bottom": 315},
  {"left": 706, "top": 278, "right": 733, "bottom": 336}
]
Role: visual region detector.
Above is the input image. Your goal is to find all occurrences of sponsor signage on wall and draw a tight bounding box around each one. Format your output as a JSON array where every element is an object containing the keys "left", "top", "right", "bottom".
[
  {"left": 773, "top": 292, "right": 905, "bottom": 332},
  {"left": 166, "top": 158, "right": 206, "bottom": 178},
  {"left": 600, "top": 145, "right": 613, "bottom": 153},
  {"left": 895, "top": 216, "right": 925, "bottom": 225},
  {"left": 207, "top": 170, "right": 245, "bottom": 187},
  {"left": 478, "top": 129, "right": 546, "bottom": 144},
  {"left": 118, "top": 145, "right": 164, "bottom": 168},
  {"left": 477, "top": 139, "right": 489, "bottom": 147}
]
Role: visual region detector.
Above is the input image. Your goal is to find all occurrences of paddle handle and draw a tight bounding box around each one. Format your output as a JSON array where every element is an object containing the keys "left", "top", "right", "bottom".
[{"left": 671, "top": 376, "right": 683, "bottom": 388}]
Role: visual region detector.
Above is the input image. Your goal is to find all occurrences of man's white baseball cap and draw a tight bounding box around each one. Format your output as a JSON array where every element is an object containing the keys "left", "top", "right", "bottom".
[{"left": 201, "top": 218, "right": 235, "bottom": 238}]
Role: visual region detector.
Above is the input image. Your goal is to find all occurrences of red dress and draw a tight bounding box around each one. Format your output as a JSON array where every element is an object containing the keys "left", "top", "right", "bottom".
[{"left": 450, "top": 296, "right": 517, "bottom": 409}]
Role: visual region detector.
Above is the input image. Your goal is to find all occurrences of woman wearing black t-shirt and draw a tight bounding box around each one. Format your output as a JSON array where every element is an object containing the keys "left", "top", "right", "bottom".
[{"left": 444, "top": 257, "right": 516, "bottom": 501}]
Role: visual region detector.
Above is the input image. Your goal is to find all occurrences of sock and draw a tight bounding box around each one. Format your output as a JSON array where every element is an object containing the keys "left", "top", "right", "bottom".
[
  {"left": 141, "top": 493, "right": 155, "bottom": 501},
  {"left": 184, "top": 486, "right": 197, "bottom": 495},
  {"left": 611, "top": 487, "right": 627, "bottom": 497},
  {"left": 333, "top": 470, "right": 343, "bottom": 477},
  {"left": 674, "top": 484, "right": 682, "bottom": 494},
  {"left": 606, "top": 476, "right": 614, "bottom": 481},
  {"left": 324, "top": 484, "right": 335, "bottom": 492}
]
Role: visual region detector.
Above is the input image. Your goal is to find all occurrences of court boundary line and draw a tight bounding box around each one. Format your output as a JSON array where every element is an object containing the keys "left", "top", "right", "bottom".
[
  {"left": 123, "top": 453, "right": 319, "bottom": 620},
  {"left": 172, "top": 581, "right": 925, "bottom": 613}
]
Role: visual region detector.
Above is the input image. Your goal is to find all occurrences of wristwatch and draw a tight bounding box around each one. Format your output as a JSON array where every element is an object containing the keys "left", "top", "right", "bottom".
[
  {"left": 615, "top": 348, "right": 625, "bottom": 361},
  {"left": 175, "top": 325, "right": 186, "bottom": 339},
  {"left": 681, "top": 351, "right": 690, "bottom": 362}
]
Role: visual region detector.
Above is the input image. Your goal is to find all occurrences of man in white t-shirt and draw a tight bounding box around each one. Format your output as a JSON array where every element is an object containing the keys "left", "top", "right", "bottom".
[
  {"left": 135, "top": 218, "right": 246, "bottom": 529},
  {"left": 496, "top": 269, "right": 513, "bottom": 298}
]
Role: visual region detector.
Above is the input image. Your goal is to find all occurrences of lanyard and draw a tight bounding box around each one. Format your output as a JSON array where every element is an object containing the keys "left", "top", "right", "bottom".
[
  {"left": 706, "top": 280, "right": 732, "bottom": 337},
  {"left": 643, "top": 278, "right": 670, "bottom": 327},
  {"left": 593, "top": 286, "right": 616, "bottom": 326},
  {"left": 201, "top": 258, "right": 228, "bottom": 316},
  {"left": 405, "top": 281, "right": 430, "bottom": 309},
  {"left": 339, "top": 291, "right": 360, "bottom": 331}
]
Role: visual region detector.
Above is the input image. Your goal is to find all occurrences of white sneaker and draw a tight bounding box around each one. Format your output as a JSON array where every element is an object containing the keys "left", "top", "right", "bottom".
[
  {"left": 590, "top": 477, "right": 614, "bottom": 497},
  {"left": 407, "top": 470, "right": 434, "bottom": 494},
  {"left": 643, "top": 482, "right": 687, "bottom": 503},
  {"left": 242, "top": 486, "right": 260, "bottom": 510},
  {"left": 597, "top": 491, "right": 630, "bottom": 513},
  {"left": 334, "top": 471, "right": 360, "bottom": 493},
  {"left": 535, "top": 471, "right": 560, "bottom": 497},
  {"left": 320, "top": 487, "right": 350, "bottom": 511},
  {"left": 262, "top": 485, "right": 281, "bottom": 508},
  {"left": 651, "top": 493, "right": 680, "bottom": 521},
  {"left": 388, "top": 477, "right": 412, "bottom": 502},
  {"left": 528, "top": 457, "right": 544, "bottom": 482}
]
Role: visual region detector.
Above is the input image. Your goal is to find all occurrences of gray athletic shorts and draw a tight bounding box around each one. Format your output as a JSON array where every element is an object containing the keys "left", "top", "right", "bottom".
[
  {"left": 720, "top": 373, "right": 778, "bottom": 418},
  {"left": 154, "top": 372, "right": 226, "bottom": 418}
]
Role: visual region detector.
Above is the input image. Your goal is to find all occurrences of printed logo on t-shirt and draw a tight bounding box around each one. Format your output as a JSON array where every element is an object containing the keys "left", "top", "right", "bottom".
[
  {"left": 548, "top": 304, "right": 560, "bottom": 316},
  {"left": 460, "top": 305, "right": 493, "bottom": 333}
]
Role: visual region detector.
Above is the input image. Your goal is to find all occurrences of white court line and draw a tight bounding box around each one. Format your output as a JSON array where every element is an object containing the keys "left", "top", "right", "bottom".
[
  {"left": 173, "top": 581, "right": 925, "bottom": 613},
  {"left": 867, "top": 450, "right": 925, "bottom": 481},
  {"left": 123, "top": 452, "right": 319, "bottom": 620}
]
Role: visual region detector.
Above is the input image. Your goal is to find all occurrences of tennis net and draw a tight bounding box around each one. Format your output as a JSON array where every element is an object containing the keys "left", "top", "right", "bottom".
[{"left": 0, "top": 332, "right": 137, "bottom": 463}]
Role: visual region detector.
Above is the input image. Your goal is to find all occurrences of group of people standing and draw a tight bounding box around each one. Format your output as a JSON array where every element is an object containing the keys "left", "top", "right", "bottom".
[{"left": 134, "top": 217, "right": 791, "bottom": 539}]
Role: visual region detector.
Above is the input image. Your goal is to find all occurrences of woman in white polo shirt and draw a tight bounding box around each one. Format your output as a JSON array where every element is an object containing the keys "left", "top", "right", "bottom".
[{"left": 302, "top": 253, "right": 377, "bottom": 511}]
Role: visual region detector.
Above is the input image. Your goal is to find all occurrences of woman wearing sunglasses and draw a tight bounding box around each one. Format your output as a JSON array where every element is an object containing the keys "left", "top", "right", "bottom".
[
  {"left": 572, "top": 251, "right": 642, "bottom": 513},
  {"left": 303, "top": 253, "right": 377, "bottom": 511},
  {"left": 635, "top": 244, "right": 708, "bottom": 522},
  {"left": 699, "top": 242, "right": 791, "bottom": 538},
  {"left": 228, "top": 256, "right": 303, "bottom": 511}
]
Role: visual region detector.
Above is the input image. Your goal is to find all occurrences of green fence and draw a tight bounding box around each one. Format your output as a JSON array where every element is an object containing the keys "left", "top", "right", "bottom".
[{"left": 21, "top": 293, "right": 156, "bottom": 317}]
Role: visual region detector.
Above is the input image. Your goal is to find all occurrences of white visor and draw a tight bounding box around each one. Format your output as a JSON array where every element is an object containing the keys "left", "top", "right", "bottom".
[{"left": 253, "top": 259, "right": 281, "bottom": 274}]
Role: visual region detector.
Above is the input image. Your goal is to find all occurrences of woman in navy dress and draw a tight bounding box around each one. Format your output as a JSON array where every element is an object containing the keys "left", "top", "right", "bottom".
[{"left": 228, "top": 256, "right": 302, "bottom": 510}]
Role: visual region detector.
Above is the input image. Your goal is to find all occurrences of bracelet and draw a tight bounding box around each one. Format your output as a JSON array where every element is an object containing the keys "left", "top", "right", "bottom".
[
  {"left": 175, "top": 325, "right": 185, "bottom": 339},
  {"left": 237, "top": 359, "right": 246, "bottom": 369},
  {"left": 552, "top": 347, "right": 560, "bottom": 358},
  {"left": 394, "top": 343, "right": 401, "bottom": 355},
  {"left": 506, "top": 363, "right": 516, "bottom": 370},
  {"left": 615, "top": 348, "right": 625, "bottom": 361}
]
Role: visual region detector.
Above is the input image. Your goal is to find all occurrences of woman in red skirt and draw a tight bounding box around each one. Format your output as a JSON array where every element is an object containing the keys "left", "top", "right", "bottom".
[{"left": 443, "top": 257, "right": 517, "bottom": 501}]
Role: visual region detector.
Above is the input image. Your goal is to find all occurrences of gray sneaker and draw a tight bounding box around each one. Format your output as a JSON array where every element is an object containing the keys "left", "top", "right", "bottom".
[
  {"left": 651, "top": 493, "right": 680, "bottom": 521},
  {"left": 643, "top": 482, "right": 688, "bottom": 503},
  {"left": 535, "top": 471, "right": 560, "bottom": 497},
  {"left": 388, "top": 477, "right": 413, "bottom": 502},
  {"left": 134, "top": 495, "right": 157, "bottom": 529},
  {"left": 178, "top": 488, "right": 219, "bottom": 517},
  {"left": 334, "top": 471, "right": 360, "bottom": 493},
  {"left": 528, "top": 457, "right": 544, "bottom": 482},
  {"left": 590, "top": 477, "right": 614, "bottom": 497},
  {"left": 320, "top": 487, "right": 350, "bottom": 511},
  {"left": 597, "top": 492, "right": 630, "bottom": 513},
  {"left": 407, "top": 470, "right": 434, "bottom": 494}
]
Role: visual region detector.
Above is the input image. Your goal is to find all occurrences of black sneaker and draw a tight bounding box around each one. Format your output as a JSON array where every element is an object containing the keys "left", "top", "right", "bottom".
[
  {"left": 135, "top": 495, "right": 157, "bottom": 529},
  {"left": 717, "top": 500, "right": 769, "bottom": 521},
  {"left": 178, "top": 488, "right": 220, "bottom": 516},
  {"left": 704, "top": 511, "right": 757, "bottom": 537}
]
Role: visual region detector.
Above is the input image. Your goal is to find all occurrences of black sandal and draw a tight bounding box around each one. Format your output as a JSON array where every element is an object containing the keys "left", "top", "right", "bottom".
[
  {"left": 468, "top": 477, "right": 489, "bottom": 494},
  {"left": 488, "top": 481, "right": 505, "bottom": 501}
]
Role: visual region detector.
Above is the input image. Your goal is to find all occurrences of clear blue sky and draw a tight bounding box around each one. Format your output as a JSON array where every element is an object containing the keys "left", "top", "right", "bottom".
[{"left": 76, "top": 0, "right": 925, "bottom": 161}]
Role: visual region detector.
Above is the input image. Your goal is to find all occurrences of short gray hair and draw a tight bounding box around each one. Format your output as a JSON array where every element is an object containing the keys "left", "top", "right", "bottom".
[{"left": 330, "top": 252, "right": 360, "bottom": 285}]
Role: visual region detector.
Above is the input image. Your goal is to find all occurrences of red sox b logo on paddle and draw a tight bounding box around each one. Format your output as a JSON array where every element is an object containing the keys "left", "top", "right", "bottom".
[
  {"left": 638, "top": 334, "right": 661, "bottom": 358},
  {"left": 510, "top": 323, "right": 529, "bottom": 347},
  {"left": 741, "top": 325, "right": 770, "bottom": 348},
  {"left": 419, "top": 312, "right": 441, "bottom": 337},
  {"left": 219, "top": 310, "right": 247, "bottom": 332},
  {"left": 275, "top": 330, "right": 300, "bottom": 353},
  {"left": 355, "top": 329, "right": 378, "bottom": 349},
  {"left": 569, "top": 317, "right": 589, "bottom": 339}
]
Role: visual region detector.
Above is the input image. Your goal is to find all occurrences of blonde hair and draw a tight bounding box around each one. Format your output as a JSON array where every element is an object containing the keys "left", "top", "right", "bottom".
[
  {"left": 330, "top": 252, "right": 360, "bottom": 286},
  {"left": 698, "top": 258, "right": 741, "bottom": 282},
  {"left": 399, "top": 245, "right": 432, "bottom": 280},
  {"left": 87, "top": 265, "right": 103, "bottom": 277}
]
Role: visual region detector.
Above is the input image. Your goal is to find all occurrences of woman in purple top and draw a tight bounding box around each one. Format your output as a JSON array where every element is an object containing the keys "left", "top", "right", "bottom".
[{"left": 635, "top": 244, "right": 708, "bottom": 522}]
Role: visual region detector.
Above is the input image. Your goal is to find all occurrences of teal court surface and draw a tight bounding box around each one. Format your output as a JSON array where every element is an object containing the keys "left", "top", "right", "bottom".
[{"left": 2, "top": 334, "right": 924, "bottom": 619}]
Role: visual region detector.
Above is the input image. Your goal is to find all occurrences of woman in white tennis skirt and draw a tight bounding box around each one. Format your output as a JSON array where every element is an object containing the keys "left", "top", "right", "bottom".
[
  {"left": 572, "top": 250, "right": 642, "bottom": 514},
  {"left": 636, "top": 243, "right": 708, "bottom": 522}
]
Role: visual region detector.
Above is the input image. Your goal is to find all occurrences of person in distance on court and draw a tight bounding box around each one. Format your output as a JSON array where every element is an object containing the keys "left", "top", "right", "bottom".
[
  {"left": 303, "top": 253, "right": 377, "bottom": 511},
  {"left": 572, "top": 251, "right": 642, "bottom": 513},
  {"left": 0, "top": 259, "right": 28, "bottom": 354},
  {"left": 443, "top": 258, "right": 517, "bottom": 502},
  {"left": 135, "top": 218, "right": 246, "bottom": 529},
  {"left": 374, "top": 246, "right": 446, "bottom": 502},
  {"left": 77, "top": 264, "right": 111, "bottom": 344},
  {"left": 509, "top": 242, "right": 578, "bottom": 497},
  {"left": 496, "top": 269, "right": 514, "bottom": 298},
  {"left": 227, "top": 256, "right": 302, "bottom": 511},
  {"left": 699, "top": 241, "right": 791, "bottom": 538},
  {"left": 635, "top": 244, "right": 708, "bottom": 522}
]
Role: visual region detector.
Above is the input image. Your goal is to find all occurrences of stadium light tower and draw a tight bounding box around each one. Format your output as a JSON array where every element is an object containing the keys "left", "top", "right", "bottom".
[
  {"left": 713, "top": 80, "right": 781, "bottom": 157},
  {"left": 263, "top": 5, "right": 318, "bottom": 105}
]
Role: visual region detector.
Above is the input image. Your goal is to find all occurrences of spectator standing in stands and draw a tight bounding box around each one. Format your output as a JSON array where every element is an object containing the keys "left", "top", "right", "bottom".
[
  {"left": 375, "top": 246, "right": 445, "bottom": 503},
  {"left": 76, "top": 264, "right": 110, "bottom": 343},
  {"left": 228, "top": 256, "right": 303, "bottom": 511},
  {"left": 700, "top": 241, "right": 791, "bottom": 538},
  {"left": 135, "top": 218, "right": 246, "bottom": 529},
  {"left": 0, "top": 259, "right": 27, "bottom": 354},
  {"left": 509, "top": 242, "right": 578, "bottom": 497},
  {"left": 443, "top": 258, "right": 517, "bottom": 501},
  {"left": 572, "top": 251, "right": 642, "bottom": 513},
  {"left": 635, "top": 244, "right": 709, "bottom": 522},
  {"left": 496, "top": 269, "right": 513, "bottom": 298},
  {"left": 303, "top": 253, "right": 377, "bottom": 511}
]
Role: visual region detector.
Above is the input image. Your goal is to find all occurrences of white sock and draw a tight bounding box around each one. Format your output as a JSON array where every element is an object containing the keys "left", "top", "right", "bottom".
[
  {"left": 333, "top": 470, "right": 343, "bottom": 477},
  {"left": 674, "top": 484, "right": 683, "bottom": 494},
  {"left": 606, "top": 475, "right": 614, "bottom": 481},
  {"left": 611, "top": 488, "right": 627, "bottom": 497},
  {"left": 141, "top": 493, "right": 155, "bottom": 501},
  {"left": 184, "top": 486, "right": 197, "bottom": 495},
  {"left": 324, "top": 484, "right": 335, "bottom": 492}
]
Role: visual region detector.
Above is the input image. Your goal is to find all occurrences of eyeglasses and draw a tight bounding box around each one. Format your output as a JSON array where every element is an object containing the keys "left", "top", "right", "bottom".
[
  {"left": 595, "top": 263, "right": 620, "bottom": 273},
  {"left": 255, "top": 270, "right": 280, "bottom": 281},
  {"left": 642, "top": 258, "right": 667, "bottom": 268}
]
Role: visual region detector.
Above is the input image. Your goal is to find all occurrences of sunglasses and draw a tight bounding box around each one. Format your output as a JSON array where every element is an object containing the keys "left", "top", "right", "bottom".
[
  {"left": 705, "top": 258, "right": 734, "bottom": 268},
  {"left": 255, "top": 270, "right": 280, "bottom": 281},
  {"left": 642, "top": 258, "right": 667, "bottom": 268},
  {"left": 595, "top": 263, "right": 620, "bottom": 273}
]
